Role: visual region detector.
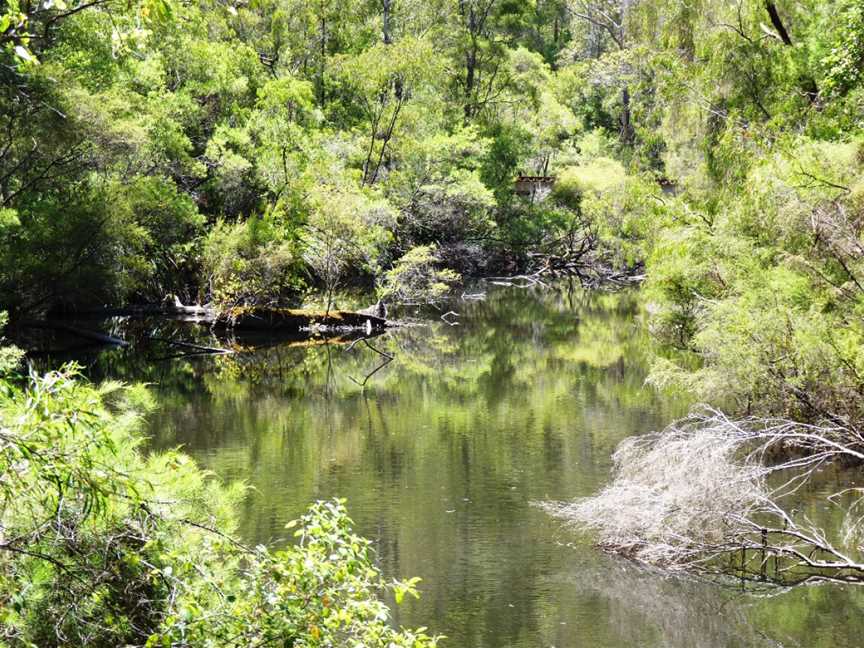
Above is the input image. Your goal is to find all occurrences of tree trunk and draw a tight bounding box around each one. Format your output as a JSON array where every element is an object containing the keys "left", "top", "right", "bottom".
[
  {"left": 620, "top": 86, "right": 634, "bottom": 145},
  {"left": 764, "top": 1, "right": 818, "bottom": 101},
  {"left": 318, "top": 15, "right": 327, "bottom": 105},
  {"left": 464, "top": 6, "right": 478, "bottom": 119},
  {"left": 382, "top": 0, "right": 392, "bottom": 44},
  {"left": 764, "top": 2, "right": 792, "bottom": 46}
]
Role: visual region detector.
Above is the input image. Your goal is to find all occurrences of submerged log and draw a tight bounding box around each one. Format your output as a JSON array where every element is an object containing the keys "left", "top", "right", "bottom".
[
  {"left": 215, "top": 307, "right": 390, "bottom": 331},
  {"left": 22, "top": 320, "right": 129, "bottom": 347}
]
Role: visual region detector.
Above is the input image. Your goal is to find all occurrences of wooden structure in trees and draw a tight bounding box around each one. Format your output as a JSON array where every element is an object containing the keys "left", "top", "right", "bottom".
[{"left": 514, "top": 175, "right": 556, "bottom": 201}]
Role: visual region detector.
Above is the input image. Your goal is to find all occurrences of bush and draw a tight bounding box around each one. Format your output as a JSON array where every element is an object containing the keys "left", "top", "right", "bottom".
[
  {"left": 644, "top": 136, "right": 864, "bottom": 425},
  {"left": 202, "top": 211, "right": 306, "bottom": 309},
  {"left": 301, "top": 183, "right": 395, "bottom": 310},
  {"left": 385, "top": 128, "right": 496, "bottom": 263},
  {"left": 0, "top": 367, "right": 440, "bottom": 647},
  {"left": 0, "top": 175, "right": 206, "bottom": 314},
  {"left": 555, "top": 158, "right": 626, "bottom": 197},
  {"left": 378, "top": 244, "right": 460, "bottom": 304},
  {"left": 0, "top": 312, "right": 23, "bottom": 375},
  {"left": 552, "top": 160, "right": 669, "bottom": 272}
]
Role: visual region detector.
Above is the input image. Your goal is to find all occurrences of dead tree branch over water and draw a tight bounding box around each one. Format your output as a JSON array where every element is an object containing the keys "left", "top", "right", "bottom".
[
  {"left": 487, "top": 227, "right": 644, "bottom": 290},
  {"left": 542, "top": 407, "right": 864, "bottom": 585}
]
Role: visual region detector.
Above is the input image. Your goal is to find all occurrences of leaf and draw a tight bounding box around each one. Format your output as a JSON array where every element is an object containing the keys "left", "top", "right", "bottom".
[{"left": 14, "top": 45, "right": 37, "bottom": 63}]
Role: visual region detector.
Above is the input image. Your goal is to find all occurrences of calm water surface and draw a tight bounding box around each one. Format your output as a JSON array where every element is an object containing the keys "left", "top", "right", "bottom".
[{"left": 77, "top": 285, "right": 864, "bottom": 647}]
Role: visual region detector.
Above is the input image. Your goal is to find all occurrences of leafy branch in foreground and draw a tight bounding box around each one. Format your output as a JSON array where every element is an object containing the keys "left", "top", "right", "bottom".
[
  {"left": 542, "top": 407, "right": 864, "bottom": 586},
  {"left": 377, "top": 244, "right": 460, "bottom": 306},
  {"left": 0, "top": 367, "right": 440, "bottom": 647}
]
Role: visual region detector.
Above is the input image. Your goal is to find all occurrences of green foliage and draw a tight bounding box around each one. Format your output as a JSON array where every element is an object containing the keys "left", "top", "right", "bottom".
[
  {"left": 378, "top": 244, "right": 460, "bottom": 304},
  {"left": 818, "top": 1, "right": 864, "bottom": 99},
  {"left": 1, "top": 0, "right": 610, "bottom": 313},
  {"left": 481, "top": 122, "right": 533, "bottom": 203},
  {"left": 302, "top": 183, "right": 395, "bottom": 308},
  {"left": 0, "top": 312, "right": 23, "bottom": 375},
  {"left": 644, "top": 134, "right": 864, "bottom": 423},
  {"left": 203, "top": 211, "right": 306, "bottom": 309},
  {"left": 530, "top": 0, "right": 864, "bottom": 428},
  {"left": 385, "top": 127, "right": 496, "bottom": 260},
  {"left": 556, "top": 158, "right": 626, "bottom": 196},
  {"left": 0, "top": 367, "right": 440, "bottom": 646},
  {"left": 644, "top": 227, "right": 726, "bottom": 347}
]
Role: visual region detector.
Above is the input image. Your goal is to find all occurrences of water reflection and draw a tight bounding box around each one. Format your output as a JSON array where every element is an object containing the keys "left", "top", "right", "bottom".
[{"left": 65, "top": 284, "right": 864, "bottom": 647}]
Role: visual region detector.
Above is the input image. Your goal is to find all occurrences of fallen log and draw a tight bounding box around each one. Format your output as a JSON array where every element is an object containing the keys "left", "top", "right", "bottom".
[
  {"left": 214, "top": 307, "right": 391, "bottom": 332},
  {"left": 165, "top": 295, "right": 213, "bottom": 317},
  {"left": 32, "top": 299, "right": 394, "bottom": 336}
]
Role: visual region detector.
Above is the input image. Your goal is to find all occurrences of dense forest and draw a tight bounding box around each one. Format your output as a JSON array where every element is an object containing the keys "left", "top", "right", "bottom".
[{"left": 3, "top": 0, "right": 864, "bottom": 644}]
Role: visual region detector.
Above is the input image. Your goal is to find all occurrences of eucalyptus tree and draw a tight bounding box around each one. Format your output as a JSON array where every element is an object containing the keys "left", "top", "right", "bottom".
[
  {"left": 563, "top": 0, "right": 638, "bottom": 144},
  {"left": 447, "top": 0, "right": 539, "bottom": 120},
  {"left": 337, "top": 36, "right": 444, "bottom": 187},
  {"left": 302, "top": 181, "right": 395, "bottom": 313}
]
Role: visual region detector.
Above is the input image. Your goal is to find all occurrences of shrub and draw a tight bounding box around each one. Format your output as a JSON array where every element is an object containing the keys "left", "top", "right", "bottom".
[
  {"left": 202, "top": 212, "right": 306, "bottom": 309},
  {"left": 378, "top": 244, "right": 460, "bottom": 304},
  {"left": 645, "top": 136, "right": 864, "bottom": 425},
  {"left": 555, "top": 158, "right": 626, "bottom": 197},
  {"left": 301, "top": 184, "right": 395, "bottom": 311},
  {"left": 0, "top": 312, "right": 23, "bottom": 375}
]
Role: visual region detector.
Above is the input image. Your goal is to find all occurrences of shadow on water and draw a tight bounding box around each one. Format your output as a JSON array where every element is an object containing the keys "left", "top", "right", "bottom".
[{"left": 50, "top": 282, "right": 864, "bottom": 647}]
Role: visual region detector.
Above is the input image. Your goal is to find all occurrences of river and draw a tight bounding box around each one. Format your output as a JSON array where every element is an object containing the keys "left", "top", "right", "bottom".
[{"left": 70, "top": 283, "right": 864, "bottom": 647}]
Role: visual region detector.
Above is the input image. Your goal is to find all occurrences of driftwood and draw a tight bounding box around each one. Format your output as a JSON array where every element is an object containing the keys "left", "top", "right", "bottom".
[
  {"left": 497, "top": 226, "right": 645, "bottom": 289},
  {"left": 166, "top": 295, "right": 212, "bottom": 317},
  {"left": 356, "top": 300, "right": 387, "bottom": 319}
]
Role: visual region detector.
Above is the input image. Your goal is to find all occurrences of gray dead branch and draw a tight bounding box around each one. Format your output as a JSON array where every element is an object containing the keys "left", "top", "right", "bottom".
[{"left": 541, "top": 407, "right": 864, "bottom": 585}]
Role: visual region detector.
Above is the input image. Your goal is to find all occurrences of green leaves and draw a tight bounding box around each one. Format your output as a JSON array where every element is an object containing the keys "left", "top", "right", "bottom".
[
  {"left": 393, "top": 576, "right": 422, "bottom": 605},
  {"left": 819, "top": 2, "right": 864, "bottom": 98},
  {"left": 378, "top": 244, "right": 460, "bottom": 304},
  {"left": 202, "top": 212, "right": 306, "bottom": 310},
  {"left": 141, "top": 0, "right": 174, "bottom": 24}
]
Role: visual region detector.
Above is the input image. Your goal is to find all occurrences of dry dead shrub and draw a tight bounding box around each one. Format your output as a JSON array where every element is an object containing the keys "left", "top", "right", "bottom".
[{"left": 542, "top": 407, "right": 864, "bottom": 583}]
